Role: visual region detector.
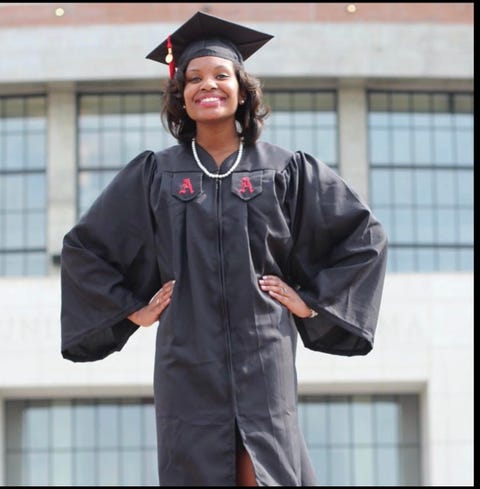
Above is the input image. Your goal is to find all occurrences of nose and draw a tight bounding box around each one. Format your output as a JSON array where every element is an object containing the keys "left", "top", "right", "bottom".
[{"left": 200, "top": 76, "right": 217, "bottom": 90}]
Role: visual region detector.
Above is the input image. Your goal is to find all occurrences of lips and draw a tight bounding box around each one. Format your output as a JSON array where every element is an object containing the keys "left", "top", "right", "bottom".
[
  {"left": 196, "top": 96, "right": 225, "bottom": 106},
  {"left": 198, "top": 96, "right": 222, "bottom": 102}
]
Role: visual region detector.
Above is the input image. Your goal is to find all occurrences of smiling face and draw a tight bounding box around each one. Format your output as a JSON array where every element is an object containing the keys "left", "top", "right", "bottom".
[{"left": 183, "top": 56, "right": 243, "bottom": 127}]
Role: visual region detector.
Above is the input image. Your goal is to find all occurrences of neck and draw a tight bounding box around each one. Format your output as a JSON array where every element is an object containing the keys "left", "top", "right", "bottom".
[
  {"left": 194, "top": 124, "right": 241, "bottom": 166},
  {"left": 195, "top": 124, "right": 239, "bottom": 152}
]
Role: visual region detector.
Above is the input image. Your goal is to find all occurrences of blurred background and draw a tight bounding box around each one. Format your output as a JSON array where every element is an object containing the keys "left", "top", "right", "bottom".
[{"left": 0, "top": 2, "right": 473, "bottom": 486}]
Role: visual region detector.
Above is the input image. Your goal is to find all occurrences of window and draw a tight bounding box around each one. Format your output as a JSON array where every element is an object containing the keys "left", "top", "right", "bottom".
[
  {"left": 263, "top": 90, "right": 338, "bottom": 169},
  {"left": 5, "top": 399, "right": 158, "bottom": 486},
  {"left": 77, "top": 93, "right": 175, "bottom": 216},
  {"left": 0, "top": 96, "right": 47, "bottom": 275},
  {"left": 76, "top": 90, "right": 337, "bottom": 217},
  {"left": 368, "top": 91, "right": 473, "bottom": 272},
  {"left": 6, "top": 394, "right": 420, "bottom": 486},
  {"left": 299, "top": 394, "right": 421, "bottom": 486}
]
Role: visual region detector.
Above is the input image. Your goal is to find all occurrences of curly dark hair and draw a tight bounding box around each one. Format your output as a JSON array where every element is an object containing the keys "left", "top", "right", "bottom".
[{"left": 160, "top": 61, "right": 270, "bottom": 146}]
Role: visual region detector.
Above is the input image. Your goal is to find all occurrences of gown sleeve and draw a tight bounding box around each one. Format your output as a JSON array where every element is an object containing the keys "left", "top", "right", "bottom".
[
  {"left": 60, "top": 150, "right": 161, "bottom": 362},
  {"left": 284, "top": 151, "right": 388, "bottom": 356}
]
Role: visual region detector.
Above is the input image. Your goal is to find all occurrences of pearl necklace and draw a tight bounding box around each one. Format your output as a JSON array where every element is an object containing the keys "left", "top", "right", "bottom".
[{"left": 191, "top": 138, "right": 244, "bottom": 179}]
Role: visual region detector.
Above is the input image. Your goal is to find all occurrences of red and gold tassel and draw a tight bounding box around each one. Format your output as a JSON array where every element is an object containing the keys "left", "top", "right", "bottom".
[{"left": 165, "top": 35, "right": 175, "bottom": 79}]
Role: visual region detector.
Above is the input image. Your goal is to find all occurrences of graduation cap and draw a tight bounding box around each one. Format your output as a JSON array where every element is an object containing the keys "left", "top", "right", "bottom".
[{"left": 146, "top": 11, "right": 274, "bottom": 79}]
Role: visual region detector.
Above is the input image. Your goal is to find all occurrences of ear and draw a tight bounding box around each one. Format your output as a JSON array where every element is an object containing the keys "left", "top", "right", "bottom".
[{"left": 238, "top": 91, "right": 247, "bottom": 105}]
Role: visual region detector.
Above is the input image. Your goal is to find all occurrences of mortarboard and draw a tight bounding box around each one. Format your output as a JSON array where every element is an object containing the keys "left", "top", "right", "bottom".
[{"left": 146, "top": 11, "right": 274, "bottom": 79}]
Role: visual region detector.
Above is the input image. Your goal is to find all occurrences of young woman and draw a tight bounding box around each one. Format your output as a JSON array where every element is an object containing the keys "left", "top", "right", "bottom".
[{"left": 61, "top": 11, "right": 388, "bottom": 486}]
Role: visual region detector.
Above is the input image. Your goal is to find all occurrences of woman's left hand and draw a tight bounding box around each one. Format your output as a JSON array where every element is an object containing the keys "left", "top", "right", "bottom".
[{"left": 259, "top": 275, "right": 312, "bottom": 319}]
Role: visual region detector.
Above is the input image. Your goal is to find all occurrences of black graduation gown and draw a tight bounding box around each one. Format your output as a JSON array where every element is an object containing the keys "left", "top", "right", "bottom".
[{"left": 61, "top": 141, "right": 388, "bottom": 486}]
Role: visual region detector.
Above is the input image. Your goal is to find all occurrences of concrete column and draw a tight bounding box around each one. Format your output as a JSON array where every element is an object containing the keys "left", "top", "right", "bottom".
[
  {"left": 337, "top": 83, "right": 369, "bottom": 203},
  {"left": 46, "top": 82, "right": 76, "bottom": 273},
  {"left": 0, "top": 397, "right": 4, "bottom": 484}
]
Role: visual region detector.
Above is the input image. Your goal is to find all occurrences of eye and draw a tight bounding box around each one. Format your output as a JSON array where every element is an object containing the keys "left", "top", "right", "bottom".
[{"left": 216, "top": 73, "right": 229, "bottom": 80}]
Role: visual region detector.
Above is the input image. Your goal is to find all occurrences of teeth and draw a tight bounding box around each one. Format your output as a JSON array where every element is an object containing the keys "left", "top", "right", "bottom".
[{"left": 201, "top": 97, "right": 220, "bottom": 102}]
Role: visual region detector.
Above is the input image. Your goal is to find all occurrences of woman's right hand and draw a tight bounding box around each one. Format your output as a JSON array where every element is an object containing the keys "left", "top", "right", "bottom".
[{"left": 128, "top": 280, "right": 175, "bottom": 327}]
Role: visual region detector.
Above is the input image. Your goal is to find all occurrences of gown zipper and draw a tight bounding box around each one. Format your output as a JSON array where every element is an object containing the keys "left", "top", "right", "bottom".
[{"left": 215, "top": 179, "right": 238, "bottom": 418}]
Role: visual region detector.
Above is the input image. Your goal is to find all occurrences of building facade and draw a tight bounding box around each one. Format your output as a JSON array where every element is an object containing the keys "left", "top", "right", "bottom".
[{"left": 0, "top": 3, "right": 473, "bottom": 486}]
